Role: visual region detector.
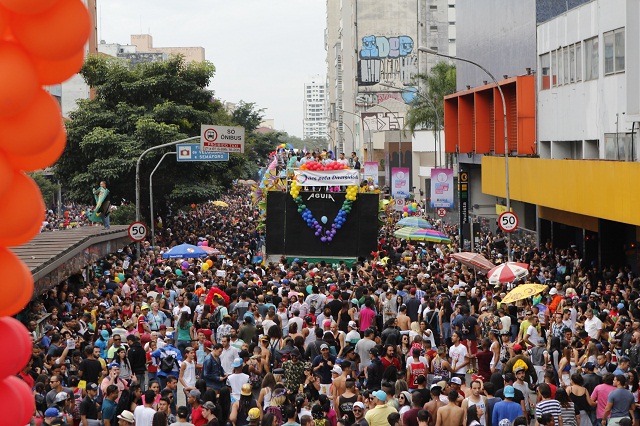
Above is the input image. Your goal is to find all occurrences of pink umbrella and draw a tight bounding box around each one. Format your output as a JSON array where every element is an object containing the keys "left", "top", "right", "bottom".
[
  {"left": 487, "top": 262, "right": 530, "bottom": 285},
  {"left": 200, "top": 246, "right": 221, "bottom": 255},
  {"left": 450, "top": 252, "right": 495, "bottom": 273}
]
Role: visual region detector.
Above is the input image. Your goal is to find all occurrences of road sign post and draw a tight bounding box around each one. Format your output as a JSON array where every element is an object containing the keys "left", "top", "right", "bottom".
[
  {"left": 200, "top": 125, "right": 245, "bottom": 153},
  {"left": 177, "top": 144, "right": 229, "bottom": 162},
  {"left": 128, "top": 222, "right": 148, "bottom": 242},
  {"left": 498, "top": 211, "right": 518, "bottom": 233}
]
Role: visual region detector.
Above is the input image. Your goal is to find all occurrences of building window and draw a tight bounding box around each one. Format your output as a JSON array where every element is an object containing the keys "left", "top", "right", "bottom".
[
  {"left": 430, "top": 25, "right": 438, "bottom": 31},
  {"left": 540, "top": 53, "right": 550, "bottom": 90},
  {"left": 569, "top": 45, "right": 575, "bottom": 83},
  {"left": 430, "top": 5, "right": 437, "bottom": 10},
  {"left": 604, "top": 28, "right": 624, "bottom": 75},
  {"left": 551, "top": 50, "right": 558, "bottom": 87},
  {"left": 576, "top": 43, "right": 582, "bottom": 81},
  {"left": 563, "top": 46, "right": 569, "bottom": 84},
  {"left": 585, "top": 36, "right": 598, "bottom": 80}
]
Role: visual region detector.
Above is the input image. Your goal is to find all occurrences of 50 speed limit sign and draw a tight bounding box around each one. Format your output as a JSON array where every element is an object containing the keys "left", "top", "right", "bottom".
[
  {"left": 498, "top": 212, "right": 518, "bottom": 233},
  {"left": 128, "top": 222, "right": 148, "bottom": 241}
]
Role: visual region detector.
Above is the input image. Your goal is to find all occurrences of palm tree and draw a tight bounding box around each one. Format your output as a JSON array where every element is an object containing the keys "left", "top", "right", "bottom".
[{"left": 405, "top": 62, "right": 456, "bottom": 134}]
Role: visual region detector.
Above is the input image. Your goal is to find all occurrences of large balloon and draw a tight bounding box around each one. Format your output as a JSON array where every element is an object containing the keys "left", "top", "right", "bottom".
[
  {"left": 0, "top": 0, "right": 60, "bottom": 15},
  {"left": 0, "top": 317, "right": 31, "bottom": 378},
  {"left": 201, "top": 263, "right": 209, "bottom": 271},
  {"left": 0, "top": 151, "right": 14, "bottom": 199},
  {"left": 206, "top": 259, "right": 213, "bottom": 267},
  {"left": 0, "top": 41, "right": 39, "bottom": 117},
  {"left": 0, "top": 89, "right": 63, "bottom": 156},
  {"left": 3, "top": 127, "right": 66, "bottom": 172},
  {"left": 0, "top": 375, "right": 35, "bottom": 425},
  {"left": 31, "top": 49, "right": 84, "bottom": 85},
  {"left": 0, "top": 248, "right": 33, "bottom": 316},
  {"left": 0, "top": 5, "right": 9, "bottom": 34},
  {"left": 10, "top": 0, "right": 91, "bottom": 60},
  {"left": 0, "top": 172, "right": 45, "bottom": 246}
]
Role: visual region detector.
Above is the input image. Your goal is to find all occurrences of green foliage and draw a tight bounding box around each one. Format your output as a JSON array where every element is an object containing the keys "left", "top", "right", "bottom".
[
  {"left": 30, "top": 172, "right": 60, "bottom": 209},
  {"left": 55, "top": 54, "right": 257, "bottom": 214},
  {"left": 109, "top": 204, "right": 136, "bottom": 225},
  {"left": 406, "top": 62, "right": 456, "bottom": 133},
  {"left": 232, "top": 101, "right": 264, "bottom": 133}
]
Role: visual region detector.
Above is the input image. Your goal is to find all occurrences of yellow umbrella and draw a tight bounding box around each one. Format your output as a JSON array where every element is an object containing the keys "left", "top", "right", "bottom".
[
  {"left": 501, "top": 284, "right": 548, "bottom": 304},
  {"left": 212, "top": 200, "right": 229, "bottom": 207}
]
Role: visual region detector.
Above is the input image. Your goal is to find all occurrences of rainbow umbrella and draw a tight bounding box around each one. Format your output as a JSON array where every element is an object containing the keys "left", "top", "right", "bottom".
[
  {"left": 393, "top": 227, "right": 451, "bottom": 243},
  {"left": 397, "top": 217, "right": 432, "bottom": 228}
]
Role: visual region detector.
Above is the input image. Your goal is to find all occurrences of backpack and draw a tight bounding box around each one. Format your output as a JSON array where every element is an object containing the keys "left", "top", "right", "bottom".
[
  {"left": 211, "top": 306, "right": 223, "bottom": 335},
  {"left": 160, "top": 351, "right": 177, "bottom": 374},
  {"left": 530, "top": 347, "right": 546, "bottom": 366}
]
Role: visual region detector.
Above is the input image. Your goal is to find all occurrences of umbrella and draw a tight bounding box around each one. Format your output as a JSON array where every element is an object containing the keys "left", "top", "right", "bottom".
[
  {"left": 450, "top": 252, "right": 494, "bottom": 273},
  {"left": 501, "top": 283, "right": 548, "bottom": 304},
  {"left": 393, "top": 227, "right": 451, "bottom": 243},
  {"left": 487, "top": 262, "right": 530, "bottom": 285},
  {"left": 397, "top": 217, "right": 432, "bottom": 228},
  {"left": 162, "top": 244, "right": 209, "bottom": 259},
  {"left": 201, "top": 246, "right": 221, "bottom": 255},
  {"left": 212, "top": 200, "right": 229, "bottom": 207}
]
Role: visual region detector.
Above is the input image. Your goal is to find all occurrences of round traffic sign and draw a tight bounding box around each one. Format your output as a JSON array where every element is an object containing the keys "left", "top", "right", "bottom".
[
  {"left": 498, "top": 212, "right": 518, "bottom": 233},
  {"left": 203, "top": 128, "right": 218, "bottom": 142},
  {"left": 436, "top": 208, "right": 447, "bottom": 218},
  {"left": 128, "top": 222, "right": 148, "bottom": 241}
]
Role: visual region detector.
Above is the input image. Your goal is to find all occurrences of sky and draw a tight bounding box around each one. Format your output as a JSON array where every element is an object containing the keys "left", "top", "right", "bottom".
[{"left": 98, "top": 0, "right": 327, "bottom": 137}]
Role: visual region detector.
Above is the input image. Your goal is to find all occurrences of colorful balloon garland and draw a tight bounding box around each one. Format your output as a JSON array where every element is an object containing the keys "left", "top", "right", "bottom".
[
  {"left": 290, "top": 180, "right": 358, "bottom": 243},
  {"left": 0, "top": 0, "right": 90, "bottom": 423}
]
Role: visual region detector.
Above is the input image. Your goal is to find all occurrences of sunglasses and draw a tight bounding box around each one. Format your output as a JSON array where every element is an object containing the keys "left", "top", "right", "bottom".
[{"left": 353, "top": 408, "right": 362, "bottom": 412}]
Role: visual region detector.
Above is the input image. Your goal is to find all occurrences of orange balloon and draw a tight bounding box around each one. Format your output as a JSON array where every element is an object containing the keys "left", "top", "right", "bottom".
[
  {"left": 0, "top": 248, "right": 33, "bottom": 316},
  {"left": 10, "top": 0, "right": 90, "bottom": 60},
  {"left": 32, "top": 48, "right": 84, "bottom": 85},
  {"left": 0, "top": 89, "right": 63, "bottom": 156},
  {"left": 0, "top": 41, "right": 38, "bottom": 117},
  {"left": 0, "top": 171, "right": 44, "bottom": 246},
  {"left": 4, "top": 127, "right": 66, "bottom": 172},
  {"left": 0, "top": 0, "right": 59, "bottom": 15},
  {"left": 0, "top": 151, "right": 14, "bottom": 199},
  {"left": 0, "top": 5, "right": 9, "bottom": 35},
  {"left": 206, "top": 259, "right": 213, "bottom": 267}
]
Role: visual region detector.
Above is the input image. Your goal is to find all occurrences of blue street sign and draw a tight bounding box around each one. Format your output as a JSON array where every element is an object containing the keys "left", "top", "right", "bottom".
[{"left": 176, "top": 144, "right": 229, "bottom": 162}]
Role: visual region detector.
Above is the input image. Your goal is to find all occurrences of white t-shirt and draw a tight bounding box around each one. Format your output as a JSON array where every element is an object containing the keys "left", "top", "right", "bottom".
[
  {"left": 220, "top": 346, "right": 240, "bottom": 374},
  {"left": 526, "top": 325, "right": 540, "bottom": 342},
  {"left": 134, "top": 405, "right": 157, "bottom": 426},
  {"left": 449, "top": 343, "right": 469, "bottom": 374},
  {"left": 227, "top": 372, "right": 250, "bottom": 401},
  {"left": 584, "top": 316, "right": 602, "bottom": 340},
  {"left": 173, "top": 305, "right": 191, "bottom": 320}
]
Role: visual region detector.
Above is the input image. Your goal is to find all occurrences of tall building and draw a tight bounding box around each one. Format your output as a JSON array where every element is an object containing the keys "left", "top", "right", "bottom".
[
  {"left": 326, "top": 0, "right": 456, "bottom": 185},
  {"left": 130, "top": 34, "right": 205, "bottom": 63},
  {"left": 303, "top": 75, "right": 328, "bottom": 141}
]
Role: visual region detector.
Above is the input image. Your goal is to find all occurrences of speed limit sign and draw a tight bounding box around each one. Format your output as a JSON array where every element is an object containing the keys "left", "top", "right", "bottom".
[
  {"left": 128, "top": 222, "right": 148, "bottom": 241},
  {"left": 498, "top": 212, "right": 518, "bottom": 233}
]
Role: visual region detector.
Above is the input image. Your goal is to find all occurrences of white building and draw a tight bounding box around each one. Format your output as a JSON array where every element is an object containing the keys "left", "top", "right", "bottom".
[
  {"left": 302, "top": 75, "right": 328, "bottom": 140},
  {"left": 537, "top": 0, "right": 632, "bottom": 161}
]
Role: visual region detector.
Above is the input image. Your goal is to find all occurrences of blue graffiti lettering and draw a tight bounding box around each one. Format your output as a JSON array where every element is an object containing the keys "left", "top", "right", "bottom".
[{"left": 359, "top": 35, "right": 413, "bottom": 59}]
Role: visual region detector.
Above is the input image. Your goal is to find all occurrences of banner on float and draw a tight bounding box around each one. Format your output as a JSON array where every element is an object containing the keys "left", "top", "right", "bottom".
[
  {"left": 363, "top": 162, "right": 379, "bottom": 185},
  {"left": 430, "top": 168, "right": 454, "bottom": 208},
  {"left": 391, "top": 167, "right": 410, "bottom": 199},
  {"left": 294, "top": 169, "right": 360, "bottom": 187}
]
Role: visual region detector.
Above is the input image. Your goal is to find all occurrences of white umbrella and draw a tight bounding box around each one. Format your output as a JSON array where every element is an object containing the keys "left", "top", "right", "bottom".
[{"left": 487, "top": 262, "right": 530, "bottom": 285}]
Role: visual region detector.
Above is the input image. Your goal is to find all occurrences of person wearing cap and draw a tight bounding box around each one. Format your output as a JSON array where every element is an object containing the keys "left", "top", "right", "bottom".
[
  {"left": 345, "top": 320, "right": 361, "bottom": 344},
  {"left": 351, "top": 401, "right": 368, "bottom": 426},
  {"left": 246, "top": 407, "right": 262, "bottom": 426},
  {"left": 43, "top": 407, "right": 61, "bottom": 426},
  {"left": 365, "top": 347, "right": 384, "bottom": 391},
  {"left": 228, "top": 357, "right": 250, "bottom": 401},
  {"left": 582, "top": 362, "right": 602, "bottom": 394},
  {"left": 283, "top": 347, "right": 305, "bottom": 394},
  {"left": 116, "top": 409, "right": 135, "bottom": 425},
  {"left": 492, "top": 385, "right": 522, "bottom": 426},
  {"left": 435, "top": 390, "right": 465, "bottom": 426},
  {"left": 79, "top": 382, "right": 100, "bottom": 426},
  {"left": 312, "top": 342, "right": 336, "bottom": 395},
  {"left": 424, "top": 383, "right": 445, "bottom": 422},
  {"left": 503, "top": 344, "right": 537, "bottom": 384},
  {"left": 138, "top": 305, "right": 152, "bottom": 334},
  {"left": 365, "top": 390, "right": 398, "bottom": 426},
  {"left": 230, "top": 383, "right": 260, "bottom": 426}
]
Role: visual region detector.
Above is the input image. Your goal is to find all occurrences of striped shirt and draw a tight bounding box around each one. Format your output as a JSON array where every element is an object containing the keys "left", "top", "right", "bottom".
[{"left": 535, "top": 399, "right": 562, "bottom": 426}]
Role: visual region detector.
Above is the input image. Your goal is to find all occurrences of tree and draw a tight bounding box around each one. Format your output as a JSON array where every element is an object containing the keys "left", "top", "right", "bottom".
[
  {"left": 405, "top": 62, "right": 456, "bottom": 134},
  {"left": 30, "top": 172, "right": 60, "bottom": 210},
  {"left": 55, "top": 55, "right": 252, "bottom": 216}
]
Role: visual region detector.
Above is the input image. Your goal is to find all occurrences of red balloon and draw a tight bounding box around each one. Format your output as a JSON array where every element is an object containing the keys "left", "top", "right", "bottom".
[
  {"left": 0, "top": 0, "right": 59, "bottom": 14},
  {"left": 0, "top": 249, "right": 33, "bottom": 316},
  {"left": 0, "top": 318, "right": 30, "bottom": 378},
  {"left": 4, "top": 126, "right": 66, "bottom": 172},
  {"left": 32, "top": 48, "right": 84, "bottom": 85},
  {"left": 0, "top": 89, "right": 63, "bottom": 156},
  {"left": 10, "top": 0, "right": 90, "bottom": 60},
  {"left": 0, "top": 150, "right": 14, "bottom": 199},
  {"left": 0, "top": 5, "right": 9, "bottom": 35},
  {"left": 0, "top": 376, "right": 35, "bottom": 425},
  {"left": 0, "top": 41, "right": 38, "bottom": 117},
  {"left": 0, "top": 171, "right": 44, "bottom": 246}
]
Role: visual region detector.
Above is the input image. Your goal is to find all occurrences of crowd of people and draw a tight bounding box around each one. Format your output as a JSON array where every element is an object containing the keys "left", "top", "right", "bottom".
[{"left": 21, "top": 184, "right": 640, "bottom": 426}]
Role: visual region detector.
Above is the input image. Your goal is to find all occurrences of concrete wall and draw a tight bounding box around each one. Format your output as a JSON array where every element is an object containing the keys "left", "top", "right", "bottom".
[
  {"left": 456, "top": 0, "right": 537, "bottom": 90},
  {"left": 537, "top": 0, "right": 628, "bottom": 156},
  {"left": 130, "top": 34, "right": 205, "bottom": 63}
]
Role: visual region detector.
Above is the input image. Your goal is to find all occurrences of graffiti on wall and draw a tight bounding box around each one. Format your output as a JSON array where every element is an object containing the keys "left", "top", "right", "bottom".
[
  {"left": 355, "top": 92, "right": 403, "bottom": 106},
  {"left": 362, "top": 112, "right": 405, "bottom": 132},
  {"left": 358, "top": 35, "right": 418, "bottom": 86}
]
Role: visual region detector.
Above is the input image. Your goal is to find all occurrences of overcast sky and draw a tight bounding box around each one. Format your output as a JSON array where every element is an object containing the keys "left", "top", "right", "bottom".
[{"left": 98, "top": 0, "right": 327, "bottom": 137}]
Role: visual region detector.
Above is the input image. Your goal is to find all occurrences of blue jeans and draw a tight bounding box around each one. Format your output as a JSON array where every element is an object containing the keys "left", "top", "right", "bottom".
[{"left": 102, "top": 214, "right": 110, "bottom": 229}]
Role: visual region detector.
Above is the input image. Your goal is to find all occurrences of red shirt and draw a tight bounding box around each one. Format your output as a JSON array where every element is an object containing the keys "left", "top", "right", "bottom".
[
  {"left": 138, "top": 315, "right": 148, "bottom": 333},
  {"left": 192, "top": 406, "right": 207, "bottom": 426},
  {"left": 381, "top": 356, "right": 401, "bottom": 370},
  {"left": 198, "top": 328, "right": 213, "bottom": 340}
]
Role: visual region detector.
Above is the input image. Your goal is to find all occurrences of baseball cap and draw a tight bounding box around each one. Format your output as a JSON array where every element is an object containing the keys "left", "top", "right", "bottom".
[
  {"left": 86, "top": 382, "right": 99, "bottom": 391},
  {"left": 369, "top": 347, "right": 379, "bottom": 357},
  {"left": 232, "top": 358, "right": 243, "bottom": 368},
  {"left": 514, "top": 366, "right": 526, "bottom": 373},
  {"left": 430, "top": 383, "right": 442, "bottom": 390},
  {"left": 202, "top": 401, "right": 216, "bottom": 411},
  {"left": 503, "top": 385, "right": 515, "bottom": 398},
  {"left": 320, "top": 343, "right": 329, "bottom": 350},
  {"left": 332, "top": 366, "right": 342, "bottom": 375},
  {"left": 348, "top": 321, "right": 357, "bottom": 328},
  {"left": 450, "top": 377, "right": 462, "bottom": 385},
  {"left": 189, "top": 389, "right": 201, "bottom": 400},
  {"left": 373, "top": 390, "right": 387, "bottom": 401},
  {"left": 45, "top": 407, "right": 60, "bottom": 417},
  {"left": 584, "top": 362, "right": 596, "bottom": 370},
  {"left": 353, "top": 401, "right": 366, "bottom": 410},
  {"left": 203, "top": 340, "right": 212, "bottom": 350},
  {"left": 512, "top": 344, "right": 523, "bottom": 352},
  {"left": 247, "top": 407, "right": 261, "bottom": 421},
  {"left": 241, "top": 383, "right": 252, "bottom": 396},
  {"left": 159, "top": 324, "right": 167, "bottom": 330},
  {"left": 549, "top": 287, "right": 558, "bottom": 295}
]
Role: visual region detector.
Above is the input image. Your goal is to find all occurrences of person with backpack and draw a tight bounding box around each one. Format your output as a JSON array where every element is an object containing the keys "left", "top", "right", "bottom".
[
  {"left": 152, "top": 338, "right": 183, "bottom": 390},
  {"left": 530, "top": 337, "right": 548, "bottom": 384}
]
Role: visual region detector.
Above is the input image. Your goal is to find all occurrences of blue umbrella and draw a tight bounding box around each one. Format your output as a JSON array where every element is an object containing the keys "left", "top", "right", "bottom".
[
  {"left": 162, "top": 243, "right": 209, "bottom": 259},
  {"left": 397, "top": 217, "right": 432, "bottom": 228}
]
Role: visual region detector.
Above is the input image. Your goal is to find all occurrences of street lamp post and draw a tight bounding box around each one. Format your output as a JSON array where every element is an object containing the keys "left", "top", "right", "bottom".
[
  {"left": 135, "top": 135, "right": 199, "bottom": 256},
  {"left": 418, "top": 47, "right": 512, "bottom": 261},
  {"left": 149, "top": 151, "right": 176, "bottom": 247},
  {"left": 337, "top": 108, "right": 373, "bottom": 161}
]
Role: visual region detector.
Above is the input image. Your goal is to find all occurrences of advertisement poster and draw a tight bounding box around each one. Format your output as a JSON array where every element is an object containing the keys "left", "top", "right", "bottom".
[
  {"left": 294, "top": 169, "right": 360, "bottom": 187},
  {"left": 363, "top": 162, "right": 379, "bottom": 185},
  {"left": 391, "top": 167, "right": 410, "bottom": 199},
  {"left": 430, "top": 168, "right": 454, "bottom": 208}
]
